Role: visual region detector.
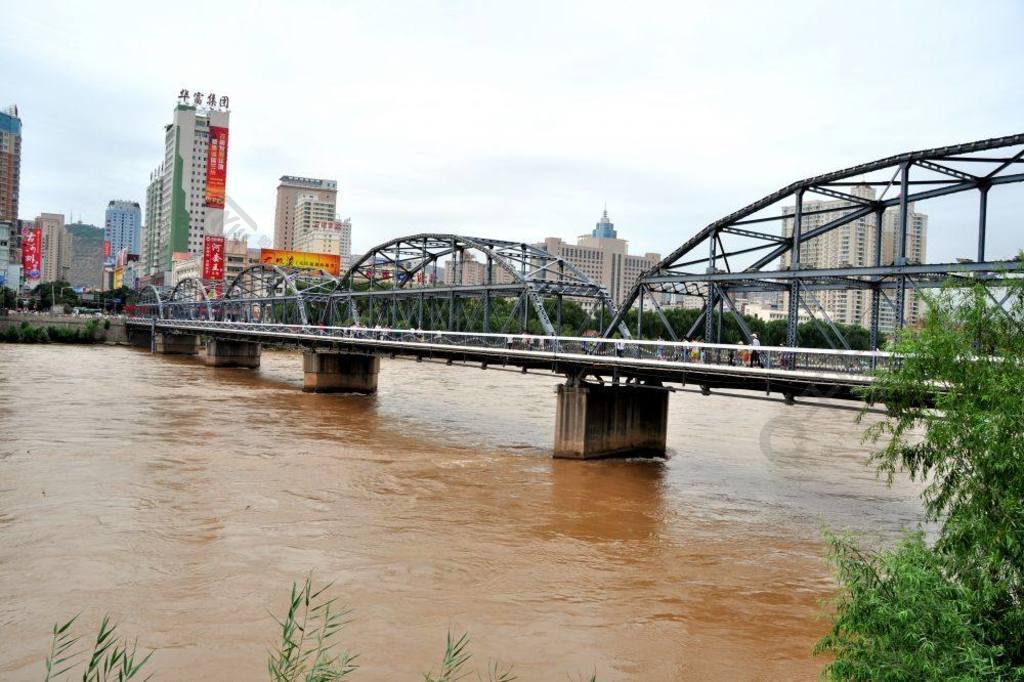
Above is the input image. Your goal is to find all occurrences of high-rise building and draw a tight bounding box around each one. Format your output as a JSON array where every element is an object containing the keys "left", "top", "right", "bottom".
[
  {"left": 780, "top": 184, "right": 927, "bottom": 330},
  {"left": 141, "top": 164, "right": 165, "bottom": 278},
  {"left": 105, "top": 200, "right": 141, "bottom": 258},
  {"left": 274, "top": 176, "right": 337, "bottom": 250},
  {"left": 534, "top": 208, "right": 660, "bottom": 306},
  {"left": 143, "top": 96, "right": 230, "bottom": 279},
  {"left": 0, "top": 105, "right": 21, "bottom": 224},
  {"left": 37, "top": 213, "right": 71, "bottom": 283},
  {"left": 294, "top": 218, "right": 353, "bottom": 270},
  {"left": 292, "top": 194, "right": 337, "bottom": 242}
]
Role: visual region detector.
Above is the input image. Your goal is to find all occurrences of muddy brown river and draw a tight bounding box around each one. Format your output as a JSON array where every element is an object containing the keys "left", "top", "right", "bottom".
[{"left": 0, "top": 344, "right": 924, "bottom": 679}]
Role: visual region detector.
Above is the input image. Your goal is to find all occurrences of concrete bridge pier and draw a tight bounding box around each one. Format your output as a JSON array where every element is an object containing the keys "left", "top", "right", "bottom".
[
  {"left": 155, "top": 333, "right": 198, "bottom": 355},
  {"left": 302, "top": 351, "right": 379, "bottom": 394},
  {"left": 205, "top": 339, "right": 261, "bottom": 368},
  {"left": 554, "top": 381, "right": 668, "bottom": 459},
  {"left": 127, "top": 327, "right": 153, "bottom": 349}
]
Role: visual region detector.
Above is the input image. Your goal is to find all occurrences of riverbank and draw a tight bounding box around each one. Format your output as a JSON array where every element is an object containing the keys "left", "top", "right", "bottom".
[{"left": 0, "top": 312, "right": 127, "bottom": 344}]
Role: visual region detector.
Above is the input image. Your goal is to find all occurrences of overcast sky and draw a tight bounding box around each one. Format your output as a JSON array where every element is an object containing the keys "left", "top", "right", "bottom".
[{"left": 2, "top": 0, "right": 1023, "bottom": 261}]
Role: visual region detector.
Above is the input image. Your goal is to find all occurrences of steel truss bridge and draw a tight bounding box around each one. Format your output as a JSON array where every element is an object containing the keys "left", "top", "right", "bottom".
[
  {"left": 608, "top": 133, "right": 1024, "bottom": 350},
  {"left": 141, "top": 234, "right": 629, "bottom": 338},
  {"left": 122, "top": 134, "right": 1024, "bottom": 458}
]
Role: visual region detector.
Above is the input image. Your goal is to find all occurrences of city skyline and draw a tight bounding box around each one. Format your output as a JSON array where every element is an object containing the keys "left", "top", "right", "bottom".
[{"left": 3, "top": 1, "right": 1024, "bottom": 264}]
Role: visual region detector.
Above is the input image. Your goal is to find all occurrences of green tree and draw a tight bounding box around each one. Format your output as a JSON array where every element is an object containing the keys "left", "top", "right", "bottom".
[
  {"left": 97, "top": 286, "right": 138, "bottom": 312},
  {"left": 816, "top": 277, "right": 1024, "bottom": 679},
  {"left": 1, "top": 285, "right": 15, "bottom": 310},
  {"left": 31, "top": 281, "right": 79, "bottom": 311}
]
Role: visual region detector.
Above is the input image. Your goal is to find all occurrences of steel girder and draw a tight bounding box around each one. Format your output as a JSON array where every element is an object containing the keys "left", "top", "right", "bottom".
[{"left": 607, "top": 133, "right": 1024, "bottom": 348}]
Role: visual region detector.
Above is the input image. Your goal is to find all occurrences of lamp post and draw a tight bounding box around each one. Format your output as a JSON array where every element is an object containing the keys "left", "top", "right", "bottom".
[{"left": 49, "top": 285, "right": 72, "bottom": 313}]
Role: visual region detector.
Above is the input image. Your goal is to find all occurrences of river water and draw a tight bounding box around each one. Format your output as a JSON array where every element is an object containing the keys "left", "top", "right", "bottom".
[{"left": 0, "top": 344, "right": 925, "bottom": 680}]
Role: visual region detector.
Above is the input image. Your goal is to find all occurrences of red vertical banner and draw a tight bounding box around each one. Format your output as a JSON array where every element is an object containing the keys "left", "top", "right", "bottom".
[
  {"left": 205, "top": 126, "right": 229, "bottom": 208},
  {"left": 21, "top": 227, "right": 42, "bottom": 283},
  {"left": 104, "top": 240, "right": 111, "bottom": 258},
  {"left": 202, "top": 235, "right": 226, "bottom": 280}
]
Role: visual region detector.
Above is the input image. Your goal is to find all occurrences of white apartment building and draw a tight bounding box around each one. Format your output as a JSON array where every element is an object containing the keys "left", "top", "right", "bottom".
[
  {"left": 740, "top": 299, "right": 810, "bottom": 324},
  {"left": 274, "top": 176, "right": 337, "bottom": 251},
  {"left": 292, "top": 194, "right": 337, "bottom": 243},
  {"left": 170, "top": 253, "right": 200, "bottom": 286},
  {"left": 294, "top": 219, "right": 353, "bottom": 270},
  {"left": 141, "top": 164, "right": 164, "bottom": 276},
  {"left": 780, "top": 185, "right": 927, "bottom": 330}
]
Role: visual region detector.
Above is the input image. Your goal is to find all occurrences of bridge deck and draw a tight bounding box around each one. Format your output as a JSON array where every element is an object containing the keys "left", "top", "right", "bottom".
[{"left": 128, "top": 318, "right": 888, "bottom": 401}]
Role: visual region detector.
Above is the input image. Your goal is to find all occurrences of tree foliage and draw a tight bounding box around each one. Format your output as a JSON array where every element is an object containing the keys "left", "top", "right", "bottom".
[
  {"left": 817, "top": 277, "right": 1024, "bottom": 679},
  {"left": 30, "top": 280, "right": 79, "bottom": 311}
]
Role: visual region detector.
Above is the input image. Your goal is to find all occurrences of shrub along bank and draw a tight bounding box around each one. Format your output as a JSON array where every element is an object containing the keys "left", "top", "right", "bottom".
[{"left": 0, "top": 319, "right": 104, "bottom": 344}]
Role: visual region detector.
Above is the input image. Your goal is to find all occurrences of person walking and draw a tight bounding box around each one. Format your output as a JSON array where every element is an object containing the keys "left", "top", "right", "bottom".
[{"left": 750, "top": 332, "right": 763, "bottom": 368}]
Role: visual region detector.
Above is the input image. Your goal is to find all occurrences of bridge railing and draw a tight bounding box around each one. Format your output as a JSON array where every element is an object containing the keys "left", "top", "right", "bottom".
[
  {"left": 129, "top": 317, "right": 897, "bottom": 378},
  {"left": 365, "top": 328, "right": 896, "bottom": 376}
]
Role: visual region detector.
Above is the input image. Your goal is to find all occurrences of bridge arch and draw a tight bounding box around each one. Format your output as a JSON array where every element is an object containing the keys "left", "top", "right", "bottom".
[
  {"left": 609, "top": 133, "right": 1024, "bottom": 348},
  {"left": 166, "top": 277, "right": 214, "bottom": 320},
  {"left": 136, "top": 284, "right": 168, "bottom": 318},
  {"left": 337, "top": 233, "right": 625, "bottom": 335},
  {"left": 221, "top": 264, "right": 339, "bottom": 325}
]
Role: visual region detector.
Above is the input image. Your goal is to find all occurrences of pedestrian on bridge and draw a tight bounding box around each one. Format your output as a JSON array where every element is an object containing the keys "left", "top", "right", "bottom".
[{"left": 750, "top": 333, "right": 763, "bottom": 368}]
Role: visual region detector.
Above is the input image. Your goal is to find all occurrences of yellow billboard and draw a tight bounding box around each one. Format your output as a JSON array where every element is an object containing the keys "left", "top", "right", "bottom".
[
  {"left": 259, "top": 249, "right": 341, "bottom": 276},
  {"left": 113, "top": 266, "right": 125, "bottom": 289}
]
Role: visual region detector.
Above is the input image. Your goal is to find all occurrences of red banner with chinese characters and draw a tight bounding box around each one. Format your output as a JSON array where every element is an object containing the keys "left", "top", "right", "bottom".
[
  {"left": 205, "top": 126, "right": 229, "bottom": 208},
  {"left": 202, "top": 235, "right": 226, "bottom": 281},
  {"left": 104, "top": 240, "right": 111, "bottom": 258},
  {"left": 21, "top": 227, "right": 42, "bottom": 282}
]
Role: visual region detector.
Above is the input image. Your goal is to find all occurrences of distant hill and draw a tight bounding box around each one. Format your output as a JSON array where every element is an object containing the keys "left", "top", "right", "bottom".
[
  {"left": 65, "top": 223, "right": 105, "bottom": 289},
  {"left": 66, "top": 222, "right": 103, "bottom": 243}
]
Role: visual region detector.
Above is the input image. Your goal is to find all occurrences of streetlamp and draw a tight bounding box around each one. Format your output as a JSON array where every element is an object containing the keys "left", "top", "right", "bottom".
[{"left": 48, "top": 284, "right": 73, "bottom": 313}]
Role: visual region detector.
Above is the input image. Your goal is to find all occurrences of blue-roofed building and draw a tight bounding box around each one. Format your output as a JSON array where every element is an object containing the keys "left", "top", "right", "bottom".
[{"left": 592, "top": 207, "right": 617, "bottom": 239}]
